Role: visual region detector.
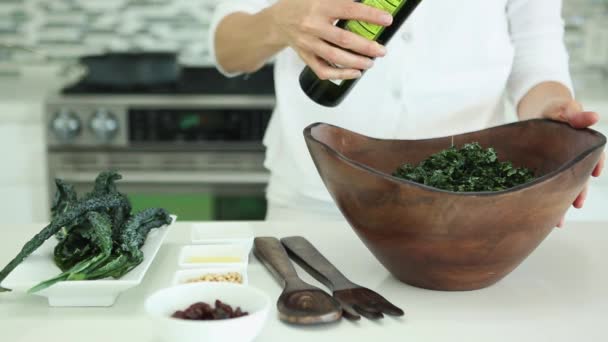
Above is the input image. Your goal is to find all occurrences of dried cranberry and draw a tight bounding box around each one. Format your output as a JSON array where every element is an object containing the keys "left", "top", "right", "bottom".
[{"left": 171, "top": 300, "right": 250, "bottom": 321}]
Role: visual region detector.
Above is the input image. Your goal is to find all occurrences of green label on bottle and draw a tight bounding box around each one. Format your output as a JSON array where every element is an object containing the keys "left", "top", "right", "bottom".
[
  {"left": 326, "top": 0, "right": 409, "bottom": 87},
  {"left": 345, "top": 0, "right": 407, "bottom": 40}
]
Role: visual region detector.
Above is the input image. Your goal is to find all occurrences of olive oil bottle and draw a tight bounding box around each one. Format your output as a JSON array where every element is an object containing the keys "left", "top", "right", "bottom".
[{"left": 299, "top": 0, "right": 423, "bottom": 107}]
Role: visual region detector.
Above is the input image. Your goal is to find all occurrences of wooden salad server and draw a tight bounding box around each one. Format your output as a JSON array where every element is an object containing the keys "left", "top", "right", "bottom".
[
  {"left": 281, "top": 236, "right": 404, "bottom": 320},
  {"left": 254, "top": 237, "right": 342, "bottom": 325}
]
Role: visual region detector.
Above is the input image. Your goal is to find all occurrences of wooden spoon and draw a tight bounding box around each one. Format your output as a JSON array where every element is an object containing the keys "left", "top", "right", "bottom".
[
  {"left": 281, "top": 236, "right": 405, "bottom": 320},
  {"left": 254, "top": 237, "right": 342, "bottom": 325}
]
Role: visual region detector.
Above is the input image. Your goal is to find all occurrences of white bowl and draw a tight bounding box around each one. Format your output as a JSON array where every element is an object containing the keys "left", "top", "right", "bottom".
[
  {"left": 191, "top": 223, "right": 254, "bottom": 250},
  {"left": 178, "top": 244, "right": 251, "bottom": 269},
  {"left": 172, "top": 266, "right": 249, "bottom": 286},
  {"left": 145, "top": 283, "right": 270, "bottom": 342}
]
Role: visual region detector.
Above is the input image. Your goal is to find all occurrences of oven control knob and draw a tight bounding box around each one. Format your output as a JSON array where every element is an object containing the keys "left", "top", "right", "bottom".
[
  {"left": 90, "top": 109, "right": 119, "bottom": 143},
  {"left": 51, "top": 110, "right": 81, "bottom": 143}
]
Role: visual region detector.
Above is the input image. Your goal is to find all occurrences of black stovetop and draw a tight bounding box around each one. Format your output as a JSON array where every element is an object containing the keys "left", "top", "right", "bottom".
[{"left": 62, "top": 66, "right": 275, "bottom": 95}]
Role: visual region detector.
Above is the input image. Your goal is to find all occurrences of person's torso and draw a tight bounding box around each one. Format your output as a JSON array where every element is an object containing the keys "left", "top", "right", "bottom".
[{"left": 264, "top": 0, "right": 514, "bottom": 204}]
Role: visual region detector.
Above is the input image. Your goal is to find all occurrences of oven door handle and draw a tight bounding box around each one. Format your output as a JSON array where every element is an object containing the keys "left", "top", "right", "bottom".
[{"left": 53, "top": 171, "right": 270, "bottom": 184}]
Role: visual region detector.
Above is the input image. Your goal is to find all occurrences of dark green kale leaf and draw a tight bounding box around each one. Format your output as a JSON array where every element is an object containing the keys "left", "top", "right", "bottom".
[
  {"left": 52, "top": 171, "right": 130, "bottom": 271},
  {"left": 0, "top": 193, "right": 130, "bottom": 292},
  {"left": 29, "top": 212, "right": 114, "bottom": 293},
  {"left": 67, "top": 208, "right": 172, "bottom": 281},
  {"left": 82, "top": 170, "right": 132, "bottom": 241},
  {"left": 53, "top": 229, "right": 95, "bottom": 271},
  {"left": 393, "top": 142, "right": 535, "bottom": 192},
  {"left": 84, "top": 170, "right": 122, "bottom": 199},
  {"left": 110, "top": 208, "right": 172, "bottom": 279},
  {"left": 1, "top": 170, "right": 171, "bottom": 293},
  {"left": 51, "top": 179, "right": 79, "bottom": 241},
  {"left": 51, "top": 179, "right": 78, "bottom": 220}
]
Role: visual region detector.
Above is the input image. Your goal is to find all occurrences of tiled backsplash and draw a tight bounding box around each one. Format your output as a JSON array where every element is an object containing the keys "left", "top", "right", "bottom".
[
  {"left": 0, "top": 0, "right": 607, "bottom": 73},
  {"left": 563, "top": 0, "right": 608, "bottom": 65},
  {"left": 0, "top": 0, "right": 219, "bottom": 66},
  {"left": 562, "top": 0, "right": 608, "bottom": 93}
]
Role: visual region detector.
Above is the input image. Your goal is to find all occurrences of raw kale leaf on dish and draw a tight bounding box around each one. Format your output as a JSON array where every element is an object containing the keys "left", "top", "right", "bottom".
[
  {"left": 392, "top": 142, "right": 535, "bottom": 192},
  {"left": 0, "top": 170, "right": 172, "bottom": 293}
]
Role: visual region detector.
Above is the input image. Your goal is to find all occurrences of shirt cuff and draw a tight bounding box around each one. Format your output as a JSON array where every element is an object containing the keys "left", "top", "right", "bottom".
[{"left": 208, "top": 2, "right": 265, "bottom": 78}]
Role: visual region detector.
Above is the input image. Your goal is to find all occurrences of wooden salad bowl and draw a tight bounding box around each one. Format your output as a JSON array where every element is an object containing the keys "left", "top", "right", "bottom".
[{"left": 304, "top": 119, "right": 606, "bottom": 291}]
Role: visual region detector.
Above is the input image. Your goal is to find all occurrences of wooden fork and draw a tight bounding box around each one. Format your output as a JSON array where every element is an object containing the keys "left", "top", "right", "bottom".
[{"left": 281, "top": 236, "right": 404, "bottom": 320}]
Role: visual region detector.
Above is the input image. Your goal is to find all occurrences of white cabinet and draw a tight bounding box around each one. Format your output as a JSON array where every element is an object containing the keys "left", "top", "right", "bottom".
[
  {"left": 0, "top": 184, "right": 48, "bottom": 223},
  {"left": 0, "top": 122, "right": 46, "bottom": 184},
  {"left": 0, "top": 103, "right": 48, "bottom": 224}
]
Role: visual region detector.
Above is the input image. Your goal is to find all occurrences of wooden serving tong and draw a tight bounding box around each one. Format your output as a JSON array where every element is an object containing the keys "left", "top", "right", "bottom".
[
  {"left": 253, "top": 237, "right": 342, "bottom": 325},
  {"left": 281, "top": 236, "right": 404, "bottom": 320}
]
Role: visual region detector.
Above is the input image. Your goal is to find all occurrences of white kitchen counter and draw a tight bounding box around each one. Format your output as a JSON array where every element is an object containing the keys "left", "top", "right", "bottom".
[{"left": 0, "top": 220, "right": 607, "bottom": 342}]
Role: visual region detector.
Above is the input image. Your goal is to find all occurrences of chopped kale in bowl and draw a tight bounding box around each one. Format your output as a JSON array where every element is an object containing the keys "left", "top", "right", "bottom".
[{"left": 393, "top": 142, "right": 535, "bottom": 192}]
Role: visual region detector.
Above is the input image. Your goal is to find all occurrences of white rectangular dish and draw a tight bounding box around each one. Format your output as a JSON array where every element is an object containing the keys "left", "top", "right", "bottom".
[
  {"left": 178, "top": 244, "right": 251, "bottom": 269},
  {"left": 190, "top": 223, "right": 254, "bottom": 250},
  {"left": 172, "top": 266, "right": 249, "bottom": 286},
  {"left": 1, "top": 215, "right": 176, "bottom": 307}
]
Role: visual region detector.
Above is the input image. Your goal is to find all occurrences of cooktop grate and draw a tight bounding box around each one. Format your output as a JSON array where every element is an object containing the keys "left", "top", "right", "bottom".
[{"left": 61, "top": 66, "right": 275, "bottom": 95}]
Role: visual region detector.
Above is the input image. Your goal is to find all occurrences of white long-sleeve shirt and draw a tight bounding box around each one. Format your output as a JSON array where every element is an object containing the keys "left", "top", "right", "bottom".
[{"left": 209, "top": 0, "right": 573, "bottom": 210}]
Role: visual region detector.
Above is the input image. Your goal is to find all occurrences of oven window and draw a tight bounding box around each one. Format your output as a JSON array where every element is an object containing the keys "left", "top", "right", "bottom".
[
  {"left": 128, "top": 193, "right": 266, "bottom": 221},
  {"left": 215, "top": 196, "right": 267, "bottom": 221}
]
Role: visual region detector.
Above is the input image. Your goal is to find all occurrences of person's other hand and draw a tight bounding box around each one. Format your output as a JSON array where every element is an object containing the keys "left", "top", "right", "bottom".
[
  {"left": 541, "top": 99, "right": 605, "bottom": 227},
  {"left": 270, "top": 0, "right": 391, "bottom": 80}
]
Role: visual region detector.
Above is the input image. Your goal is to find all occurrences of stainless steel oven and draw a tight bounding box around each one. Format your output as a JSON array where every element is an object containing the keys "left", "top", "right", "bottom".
[{"left": 45, "top": 67, "right": 275, "bottom": 221}]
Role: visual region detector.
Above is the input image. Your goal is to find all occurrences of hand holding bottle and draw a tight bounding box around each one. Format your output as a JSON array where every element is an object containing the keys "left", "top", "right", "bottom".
[{"left": 270, "top": 0, "right": 392, "bottom": 80}]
